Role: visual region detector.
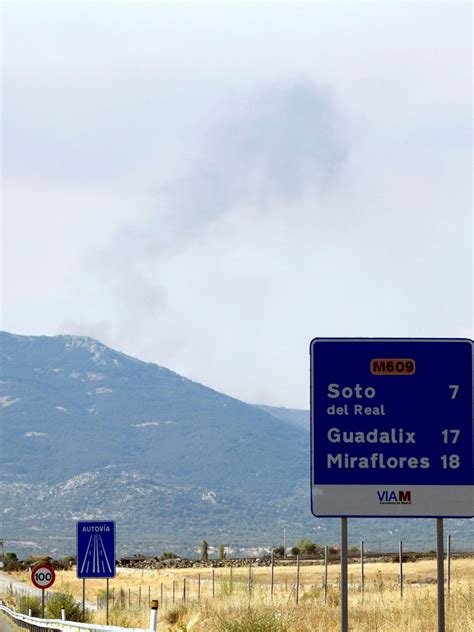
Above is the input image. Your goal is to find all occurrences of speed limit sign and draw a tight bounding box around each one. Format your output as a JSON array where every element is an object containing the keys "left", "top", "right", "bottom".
[{"left": 31, "top": 563, "right": 56, "bottom": 589}]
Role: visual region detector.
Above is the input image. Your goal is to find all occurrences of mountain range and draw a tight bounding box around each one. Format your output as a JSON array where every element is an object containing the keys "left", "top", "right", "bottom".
[{"left": 1, "top": 332, "right": 472, "bottom": 557}]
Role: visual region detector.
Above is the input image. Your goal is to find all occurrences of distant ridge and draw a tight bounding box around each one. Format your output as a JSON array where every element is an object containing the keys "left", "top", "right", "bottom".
[{"left": 256, "top": 405, "right": 309, "bottom": 431}]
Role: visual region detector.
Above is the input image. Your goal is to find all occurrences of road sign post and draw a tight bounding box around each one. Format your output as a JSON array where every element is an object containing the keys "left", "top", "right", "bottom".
[
  {"left": 31, "top": 563, "right": 55, "bottom": 618},
  {"left": 310, "top": 338, "right": 473, "bottom": 632},
  {"left": 77, "top": 521, "right": 116, "bottom": 626},
  {"left": 77, "top": 521, "right": 116, "bottom": 579},
  {"left": 437, "top": 519, "right": 445, "bottom": 632}
]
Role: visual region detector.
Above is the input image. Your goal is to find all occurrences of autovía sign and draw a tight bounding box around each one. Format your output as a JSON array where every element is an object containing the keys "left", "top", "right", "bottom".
[
  {"left": 310, "top": 338, "right": 473, "bottom": 518},
  {"left": 77, "top": 521, "right": 116, "bottom": 578}
]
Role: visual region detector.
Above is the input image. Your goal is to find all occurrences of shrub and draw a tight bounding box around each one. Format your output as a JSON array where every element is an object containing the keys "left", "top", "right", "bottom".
[
  {"left": 290, "top": 547, "right": 300, "bottom": 556},
  {"left": 296, "top": 539, "right": 323, "bottom": 556},
  {"left": 60, "top": 556, "right": 76, "bottom": 569},
  {"left": 216, "top": 609, "right": 288, "bottom": 632},
  {"left": 3, "top": 552, "right": 21, "bottom": 571},
  {"left": 163, "top": 604, "right": 188, "bottom": 626},
  {"left": 17, "top": 595, "right": 41, "bottom": 617},
  {"left": 272, "top": 546, "right": 284, "bottom": 557},
  {"left": 45, "top": 591, "right": 84, "bottom": 621},
  {"left": 159, "top": 551, "right": 178, "bottom": 560}
]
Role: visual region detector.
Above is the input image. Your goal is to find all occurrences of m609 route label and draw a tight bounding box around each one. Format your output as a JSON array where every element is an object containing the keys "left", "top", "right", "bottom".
[{"left": 310, "top": 338, "right": 473, "bottom": 517}]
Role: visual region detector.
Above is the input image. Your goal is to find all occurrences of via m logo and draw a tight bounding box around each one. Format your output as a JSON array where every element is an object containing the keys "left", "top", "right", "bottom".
[{"left": 377, "top": 490, "right": 412, "bottom": 505}]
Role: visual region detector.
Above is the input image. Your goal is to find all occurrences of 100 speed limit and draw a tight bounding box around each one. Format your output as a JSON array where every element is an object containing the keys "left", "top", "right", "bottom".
[{"left": 31, "top": 563, "right": 56, "bottom": 589}]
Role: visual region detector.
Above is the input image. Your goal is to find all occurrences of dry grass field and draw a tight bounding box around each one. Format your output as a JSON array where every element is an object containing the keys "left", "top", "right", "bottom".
[{"left": 6, "top": 558, "right": 474, "bottom": 631}]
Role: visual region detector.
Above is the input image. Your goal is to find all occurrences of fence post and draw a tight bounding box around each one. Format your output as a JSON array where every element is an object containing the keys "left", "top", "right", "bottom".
[
  {"left": 128, "top": 587, "right": 131, "bottom": 609},
  {"left": 160, "top": 583, "right": 163, "bottom": 605},
  {"left": 139, "top": 586, "right": 141, "bottom": 607},
  {"left": 148, "top": 585, "right": 151, "bottom": 608},
  {"left": 271, "top": 553, "right": 274, "bottom": 600},
  {"left": 248, "top": 560, "right": 252, "bottom": 596},
  {"left": 106, "top": 579, "right": 109, "bottom": 626},
  {"left": 149, "top": 599, "right": 158, "bottom": 631},
  {"left": 183, "top": 578, "right": 186, "bottom": 603},
  {"left": 296, "top": 555, "right": 300, "bottom": 604},
  {"left": 198, "top": 574, "right": 201, "bottom": 603},
  {"left": 61, "top": 606, "right": 66, "bottom": 621},
  {"left": 172, "top": 580, "right": 176, "bottom": 604}
]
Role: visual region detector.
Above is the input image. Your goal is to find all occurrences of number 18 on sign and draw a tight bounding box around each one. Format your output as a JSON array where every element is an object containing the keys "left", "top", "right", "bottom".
[{"left": 310, "top": 338, "right": 473, "bottom": 517}]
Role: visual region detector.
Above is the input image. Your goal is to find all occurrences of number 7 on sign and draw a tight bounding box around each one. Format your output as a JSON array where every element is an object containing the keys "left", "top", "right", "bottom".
[{"left": 449, "top": 385, "right": 460, "bottom": 399}]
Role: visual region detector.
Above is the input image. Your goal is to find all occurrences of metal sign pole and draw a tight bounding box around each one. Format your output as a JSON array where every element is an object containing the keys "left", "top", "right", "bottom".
[
  {"left": 447, "top": 533, "right": 451, "bottom": 596},
  {"left": 437, "top": 518, "right": 445, "bottom": 632},
  {"left": 41, "top": 589, "right": 45, "bottom": 619},
  {"left": 360, "top": 540, "right": 364, "bottom": 602},
  {"left": 341, "top": 518, "right": 348, "bottom": 632},
  {"left": 324, "top": 545, "right": 328, "bottom": 604},
  {"left": 82, "top": 579, "right": 85, "bottom": 621},
  {"left": 399, "top": 541, "right": 403, "bottom": 600}
]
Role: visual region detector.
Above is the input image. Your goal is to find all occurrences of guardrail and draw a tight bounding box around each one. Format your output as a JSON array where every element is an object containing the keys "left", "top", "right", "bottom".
[{"left": 0, "top": 604, "right": 148, "bottom": 632}]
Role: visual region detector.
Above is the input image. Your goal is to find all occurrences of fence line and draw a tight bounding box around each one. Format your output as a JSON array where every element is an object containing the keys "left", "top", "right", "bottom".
[{"left": 2, "top": 541, "right": 467, "bottom": 616}]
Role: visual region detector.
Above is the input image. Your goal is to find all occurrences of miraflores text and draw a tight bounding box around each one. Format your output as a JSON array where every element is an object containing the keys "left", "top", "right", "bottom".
[{"left": 327, "top": 452, "right": 430, "bottom": 469}]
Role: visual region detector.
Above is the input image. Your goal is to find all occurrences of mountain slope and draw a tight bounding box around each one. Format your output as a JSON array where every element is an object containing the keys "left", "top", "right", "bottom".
[
  {"left": 1, "top": 332, "right": 472, "bottom": 557},
  {"left": 0, "top": 332, "right": 306, "bottom": 491}
]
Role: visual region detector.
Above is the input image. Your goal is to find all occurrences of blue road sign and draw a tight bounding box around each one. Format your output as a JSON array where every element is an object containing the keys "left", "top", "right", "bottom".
[
  {"left": 77, "top": 521, "right": 116, "bottom": 578},
  {"left": 310, "top": 338, "right": 473, "bottom": 518}
]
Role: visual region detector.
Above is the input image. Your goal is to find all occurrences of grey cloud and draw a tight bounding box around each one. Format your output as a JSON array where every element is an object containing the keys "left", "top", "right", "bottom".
[
  {"left": 95, "top": 80, "right": 348, "bottom": 345},
  {"left": 130, "top": 80, "right": 347, "bottom": 260}
]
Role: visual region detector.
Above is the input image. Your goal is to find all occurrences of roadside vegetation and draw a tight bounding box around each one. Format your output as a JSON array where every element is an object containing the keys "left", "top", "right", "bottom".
[{"left": 2, "top": 555, "right": 473, "bottom": 631}]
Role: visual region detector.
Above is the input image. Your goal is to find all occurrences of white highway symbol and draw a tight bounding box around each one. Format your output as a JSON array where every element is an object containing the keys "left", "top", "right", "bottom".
[{"left": 80, "top": 534, "right": 112, "bottom": 575}]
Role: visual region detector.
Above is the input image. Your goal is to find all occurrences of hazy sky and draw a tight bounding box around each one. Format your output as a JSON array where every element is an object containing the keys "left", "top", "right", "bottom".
[{"left": 1, "top": 2, "right": 472, "bottom": 408}]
